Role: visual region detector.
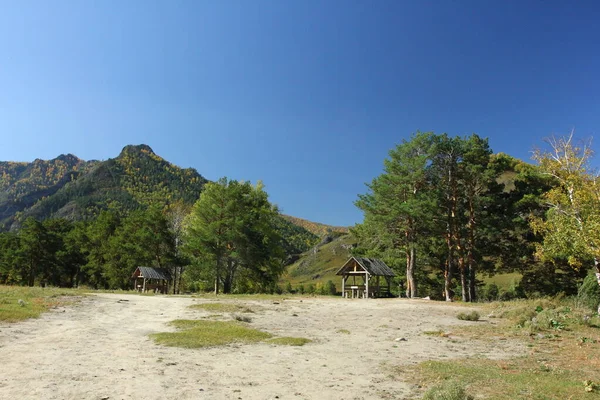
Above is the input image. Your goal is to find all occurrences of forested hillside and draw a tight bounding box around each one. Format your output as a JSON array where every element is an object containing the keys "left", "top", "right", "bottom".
[
  {"left": 0, "top": 145, "right": 323, "bottom": 292},
  {"left": 280, "top": 215, "right": 348, "bottom": 236},
  {"left": 0, "top": 145, "right": 207, "bottom": 230}
]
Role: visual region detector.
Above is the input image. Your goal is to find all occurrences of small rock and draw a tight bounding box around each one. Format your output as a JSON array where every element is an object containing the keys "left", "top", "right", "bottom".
[{"left": 395, "top": 338, "right": 407, "bottom": 342}]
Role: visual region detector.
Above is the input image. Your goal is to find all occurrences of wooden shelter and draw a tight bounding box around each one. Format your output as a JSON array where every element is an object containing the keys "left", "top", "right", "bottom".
[
  {"left": 131, "top": 266, "right": 171, "bottom": 294},
  {"left": 336, "top": 257, "right": 395, "bottom": 298}
]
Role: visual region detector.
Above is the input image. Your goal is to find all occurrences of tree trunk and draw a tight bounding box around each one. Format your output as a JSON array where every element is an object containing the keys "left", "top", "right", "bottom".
[
  {"left": 405, "top": 247, "right": 415, "bottom": 298},
  {"left": 459, "top": 255, "right": 468, "bottom": 302},
  {"left": 468, "top": 253, "right": 476, "bottom": 302},
  {"left": 178, "top": 267, "right": 184, "bottom": 295},
  {"left": 444, "top": 225, "right": 454, "bottom": 301}
]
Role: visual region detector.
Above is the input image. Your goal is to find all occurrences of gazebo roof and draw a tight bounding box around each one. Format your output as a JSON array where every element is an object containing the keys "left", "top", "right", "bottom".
[
  {"left": 132, "top": 266, "right": 171, "bottom": 280},
  {"left": 335, "top": 257, "right": 395, "bottom": 277}
]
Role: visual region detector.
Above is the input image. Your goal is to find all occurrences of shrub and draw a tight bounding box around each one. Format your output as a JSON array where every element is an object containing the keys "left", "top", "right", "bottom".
[
  {"left": 285, "top": 282, "right": 293, "bottom": 294},
  {"left": 422, "top": 380, "right": 474, "bottom": 400},
  {"left": 323, "top": 280, "right": 336, "bottom": 295},
  {"left": 297, "top": 284, "right": 305, "bottom": 294},
  {"left": 481, "top": 283, "right": 499, "bottom": 301},
  {"left": 577, "top": 271, "right": 600, "bottom": 313},
  {"left": 457, "top": 311, "right": 480, "bottom": 321},
  {"left": 307, "top": 283, "right": 316, "bottom": 294}
]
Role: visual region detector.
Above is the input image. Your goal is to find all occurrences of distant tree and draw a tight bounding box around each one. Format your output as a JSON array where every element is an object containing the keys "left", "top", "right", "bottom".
[{"left": 18, "top": 218, "right": 50, "bottom": 286}]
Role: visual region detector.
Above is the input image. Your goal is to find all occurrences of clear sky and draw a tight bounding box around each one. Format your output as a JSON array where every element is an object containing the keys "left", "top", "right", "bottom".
[{"left": 1, "top": 1, "right": 599, "bottom": 226}]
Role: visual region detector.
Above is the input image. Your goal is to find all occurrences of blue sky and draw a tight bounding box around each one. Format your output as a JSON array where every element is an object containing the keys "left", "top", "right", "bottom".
[{"left": 1, "top": 1, "right": 599, "bottom": 226}]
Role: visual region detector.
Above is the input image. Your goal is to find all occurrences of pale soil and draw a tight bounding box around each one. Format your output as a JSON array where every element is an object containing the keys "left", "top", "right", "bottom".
[{"left": 0, "top": 294, "right": 524, "bottom": 400}]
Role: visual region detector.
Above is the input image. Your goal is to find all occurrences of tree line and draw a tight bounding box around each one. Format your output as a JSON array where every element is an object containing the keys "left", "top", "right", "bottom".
[
  {"left": 353, "top": 132, "right": 600, "bottom": 303},
  {"left": 0, "top": 179, "right": 286, "bottom": 294}
]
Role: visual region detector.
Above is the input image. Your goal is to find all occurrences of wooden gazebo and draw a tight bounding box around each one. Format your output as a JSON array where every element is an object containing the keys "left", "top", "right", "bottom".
[
  {"left": 131, "top": 266, "right": 171, "bottom": 294},
  {"left": 336, "top": 257, "right": 395, "bottom": 298}
]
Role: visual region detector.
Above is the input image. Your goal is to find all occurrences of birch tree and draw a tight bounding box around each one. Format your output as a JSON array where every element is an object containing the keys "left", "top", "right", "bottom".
[{"left": 530, "top": 133, "right": 600, "bottom": 311}]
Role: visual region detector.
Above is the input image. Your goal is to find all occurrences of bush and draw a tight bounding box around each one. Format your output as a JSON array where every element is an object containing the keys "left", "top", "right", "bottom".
[
  {"left": 285, "top": 282, "right": 293, "bottom": 294},
  {"left": 481, "top": 283, "right": 499, "bottom": 301},
  {"left": 323, "top": 280, "right": 336, "bottom": 296},
  {"left": 457, "top": 311, "right": 480, "bottom": 321},
  {"left": 422, "top": 380, "right": 473, "bottom": 400},
  {"left": 307, "top": 283, "right": 316, "bottom": 294},
  {"left": 297, "top": 284, "right": 305, "bottom": 294},
  {"left": 577, "top": 271, "right": 600, "bottom": 312}
]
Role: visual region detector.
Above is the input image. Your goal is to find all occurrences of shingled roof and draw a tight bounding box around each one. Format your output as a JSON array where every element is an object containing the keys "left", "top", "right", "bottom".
[
  {"left": 132, "top": 266, "right": 171, "bottom": 281},
  {"left": 336, "top": 257, "right": 395, "bottom": 277}
]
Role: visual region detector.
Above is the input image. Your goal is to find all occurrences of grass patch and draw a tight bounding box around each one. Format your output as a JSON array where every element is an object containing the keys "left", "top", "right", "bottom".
[
  {"left": 457, "top": 311, "right": 480, "bottom": 321},
  {"left": 423, "top": 329, "right": 445, "bottom": 336},
  {"left": 399, "top": 297, "right": 600, "bottom": 399},
  {"left": 190, "top": 302, "right": 254, "bottom": 313},
  {"left": 0, "top": 285, "right": 85, "bottom": 322},
  {"left": 150, "top": 319, "right": 272, "bottom": 348},
  {"left": 337, "top": 329, "right": 351, "bottom": 334},
  {"left": 422, "top": 380, "right": 473, "bottom": 400},
  {"left": 268, "top": 337, "right": 312, "bottom": 346}
]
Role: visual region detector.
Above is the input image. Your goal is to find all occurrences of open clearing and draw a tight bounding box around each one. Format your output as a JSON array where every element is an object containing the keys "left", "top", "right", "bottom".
[{"left": 0, "top": 294, "right": 523, "bottom": 400}]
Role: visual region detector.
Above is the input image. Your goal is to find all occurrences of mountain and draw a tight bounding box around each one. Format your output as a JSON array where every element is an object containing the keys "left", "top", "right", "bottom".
[
  {"left": 0, "top": 145, "right": 345, "bottom": 260},
  {"left": 280, "top": 215, "right": 349, "bottom": 236},
  {"left": 0, "top": 145, "right": 207, "bottom": 230}
]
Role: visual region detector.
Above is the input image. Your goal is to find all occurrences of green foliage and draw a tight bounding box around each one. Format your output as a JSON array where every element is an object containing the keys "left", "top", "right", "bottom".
[
  {"left": 284, "top": 282, "right": 293, "bottom": 293},
  {"left": 530, "top": 134, "right": 600, "bottom": 267},
  {"left": 321, "top": 280, "right": 336, "bottom": 295},
  {"left": 578, "top": 271, "right": 600, "bottom": 312},
  {"left": 184, "top": 178, "right": 285, "bottom": 294},
  {"left": 480, "top": 283, "right": 499, "bottom": 301}
]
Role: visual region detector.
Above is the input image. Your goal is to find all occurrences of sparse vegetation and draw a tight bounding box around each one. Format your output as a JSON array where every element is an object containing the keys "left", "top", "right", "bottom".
[
  {"left": 0, "top": 285, "right": 84, "bottom": 322},
  {"left": 421, "top": 380, "right": 473, "bottom": 400},
  {"left": 150, "top": 319, "right": 272, "bottom": 348},
  {"left": 268, "top": 337, "right": 312, "bottom": 346},
  {"left": 404, "top": 297, "right": 600, "bottom": 399},
  {"left": 456, "top": 311, "right": 480, "bottom": 321},
  {"left": 337, "top": 329, "right": 350, "bottom": 334},
  {"left": 189, "top": 302, "right": 254, "bottom": 313}
]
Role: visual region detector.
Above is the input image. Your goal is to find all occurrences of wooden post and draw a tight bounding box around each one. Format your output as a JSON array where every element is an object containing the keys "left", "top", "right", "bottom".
[
  {"left": 365, "top": 273, "right": 369, "bottom": 299},
  {"left": 341, "top": 275, "right": 345, "bottom": 298},
  {"left": 142, "top": 277, "right": 146, "bottom": 292}
]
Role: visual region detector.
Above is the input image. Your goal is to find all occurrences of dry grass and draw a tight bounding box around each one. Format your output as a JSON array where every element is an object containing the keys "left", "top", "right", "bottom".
[
  {"left": 267, "top": 337, "right": 312, "bottom": 346},
  {"left": 402, "top": 298, "right": 600, "bottom": 399},
  {"left": 189, "top": 302, "right": 255, "bottom": 313}
]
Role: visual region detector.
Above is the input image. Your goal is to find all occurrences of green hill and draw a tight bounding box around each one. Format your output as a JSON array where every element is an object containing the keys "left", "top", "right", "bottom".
[{"left": 281, "top": 232, "right": 357, "bottom": 288}]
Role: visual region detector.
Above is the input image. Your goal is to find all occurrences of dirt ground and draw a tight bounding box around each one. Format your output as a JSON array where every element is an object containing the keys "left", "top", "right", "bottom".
[{"left": 0, "top": 294, "right": 524, "bottom": 400}]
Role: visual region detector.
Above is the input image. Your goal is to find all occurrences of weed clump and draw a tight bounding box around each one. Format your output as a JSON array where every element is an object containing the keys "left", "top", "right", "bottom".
[
  {"left": 422, "top": 380, "right": 473, "bottom": 400},
  {"left": 457, "top": 311, "right": 480, "bottom": 321}
]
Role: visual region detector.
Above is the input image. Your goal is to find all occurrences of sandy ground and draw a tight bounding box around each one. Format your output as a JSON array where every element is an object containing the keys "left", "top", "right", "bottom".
[{"left": 0, "top": 294, "right": 524, "bottom": 400}]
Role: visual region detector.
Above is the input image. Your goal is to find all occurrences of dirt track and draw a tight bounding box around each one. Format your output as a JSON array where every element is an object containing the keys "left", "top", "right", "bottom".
[{"left": 0, "top": 294, "right": 523, "bottom": 400}]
